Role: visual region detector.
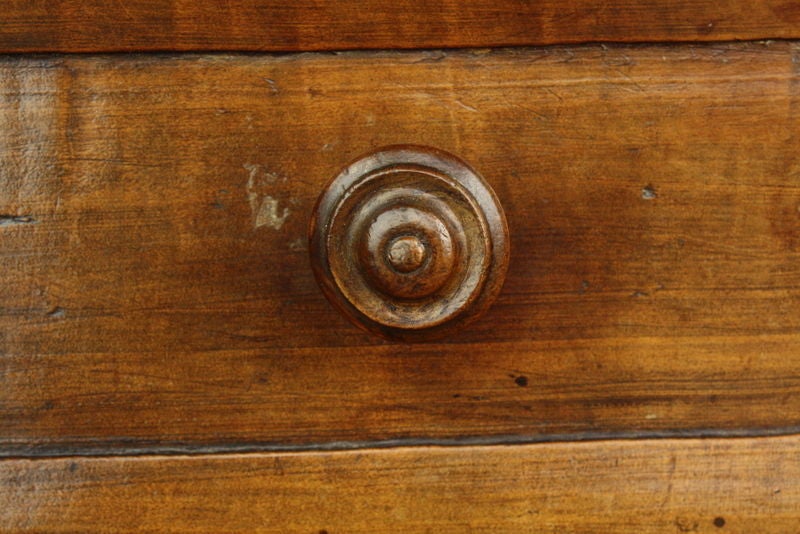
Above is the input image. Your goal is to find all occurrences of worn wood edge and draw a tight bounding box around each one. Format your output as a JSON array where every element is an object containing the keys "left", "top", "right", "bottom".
[
  {"left": 2, "top": 435, "right": 799, "bottom": 533},
  {"left": 4, "top": 427, "right": 800, "bottom": 460},
  {"left": 1, "top": 34, "right": 796, "bottom": 55},
  {"left": 0, "top": 37, "right": 794, "bottom": 57}
]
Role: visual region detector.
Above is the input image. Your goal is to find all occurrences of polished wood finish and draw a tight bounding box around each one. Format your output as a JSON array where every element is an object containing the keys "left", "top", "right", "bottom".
[
  {"left": 2, "top": 43, "right": 800, "bottom": 454},
  {"left": 3, "top": 435, "right": 799, "bottom": 532},
  {"left": 1, "top": 1, "right": 800, "bottom": 53},
  {"left": 310, "top": 146, "right": 509, "bottom": 340}
]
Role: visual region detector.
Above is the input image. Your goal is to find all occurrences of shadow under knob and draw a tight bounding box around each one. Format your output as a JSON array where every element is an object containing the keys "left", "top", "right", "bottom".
[{"left": 309, "top": 145, "right": 509, "bottom": 341}]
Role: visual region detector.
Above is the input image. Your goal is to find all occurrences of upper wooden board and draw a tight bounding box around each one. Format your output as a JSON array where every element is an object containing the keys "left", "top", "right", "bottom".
[
  {"left": 1, "top": 42, "right": 800, "bottom": 455},
  {"left": 1, "top": 0, "right": 800, "bottom": 53}
]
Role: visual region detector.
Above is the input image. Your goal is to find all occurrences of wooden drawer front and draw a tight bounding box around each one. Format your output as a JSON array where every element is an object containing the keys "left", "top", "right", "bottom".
[{"left": 1, "top": 43, "right": 800, "bottom": 455}]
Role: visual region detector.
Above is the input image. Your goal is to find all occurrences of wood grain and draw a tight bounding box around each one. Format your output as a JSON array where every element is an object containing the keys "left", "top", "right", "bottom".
[
  {"left": 2, "top": 1, "right": 800, "bottom": 53},
  {"left": 2, "top": 43, "right": 800, "bottom": 454},
  {"left": 2, "top": 435, "right": 799, "bottom": 532}
]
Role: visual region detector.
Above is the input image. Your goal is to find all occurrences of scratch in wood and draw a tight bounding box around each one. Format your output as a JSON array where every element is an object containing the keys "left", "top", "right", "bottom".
[
  {"left": 543, "top": 86, "right": 564, "bottom": 102},
  {"left": 661, "top": 454, "right": 677, "bottom": 511},
  {"left": 611, "top": 68, "right": 645, "bottom": 92},
  {"left": 454, "top": 99, "right": 478, "bottom": 112},
  {"left": 511, "top": 102, "right": 550, "bottom": 122},
  {"left": 264, "top": 78, "right": 279, "bottom": 95}
]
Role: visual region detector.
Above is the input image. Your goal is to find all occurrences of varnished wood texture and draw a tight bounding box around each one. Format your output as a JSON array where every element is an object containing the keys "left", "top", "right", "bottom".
[
  {"left": 2, "top": 43, "right": 800, "bottom": 455},
  {"left": 2, "top": 1, "right": 800, "bottom": 53},
  {"left": 2, "top": 436, "right": 799, "bottom": 532}
]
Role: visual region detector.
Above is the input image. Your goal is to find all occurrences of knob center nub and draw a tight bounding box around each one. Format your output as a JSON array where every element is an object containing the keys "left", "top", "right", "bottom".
[{"left": 386, "top": 235, "right": 427, "bottom": 273}]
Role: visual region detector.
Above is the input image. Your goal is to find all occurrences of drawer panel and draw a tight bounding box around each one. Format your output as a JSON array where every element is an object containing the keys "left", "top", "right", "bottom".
[
  {"left": 2, "top": 1, "right": 800, "bottom": 53},
  {"left": 1, "top": 43, "right": 800, "bottom": 455},
  {"left": 2, "top": 436, "right": 799, "bottom": 532}
]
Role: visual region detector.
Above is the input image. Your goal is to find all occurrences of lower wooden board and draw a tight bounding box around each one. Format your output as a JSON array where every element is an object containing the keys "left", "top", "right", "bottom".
[
  {"left": 2, "top": 43, "right": 800, "bottom": 453},
  {"left": 2, "top": 435, "right": 798, "bottom": 532}
]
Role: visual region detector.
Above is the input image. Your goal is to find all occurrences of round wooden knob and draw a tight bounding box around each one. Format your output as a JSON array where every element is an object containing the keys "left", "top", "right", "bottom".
[{"left": 309, "top": 146, "right": 509, "bottom": 341}]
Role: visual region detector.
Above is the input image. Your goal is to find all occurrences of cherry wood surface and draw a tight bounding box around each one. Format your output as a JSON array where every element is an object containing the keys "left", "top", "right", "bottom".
[
  {"left": 2, "top": 1, "right": 800, "bottom": 53},
  {"left": 2, "top": 42, "right": 800, "bottom": 454},
  {"left": 2, "top": 435, "right": 799, "bottom": 532}
]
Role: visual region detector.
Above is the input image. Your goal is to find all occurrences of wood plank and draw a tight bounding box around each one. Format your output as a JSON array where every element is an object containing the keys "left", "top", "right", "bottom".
[
  {"left": 2, "top": 436, "right": 799, "bottom": 532},
  {"left": 2, "top": 43, "right": 800, "bottom": 454},
  {"left": 1, "top": 1, "right": 800, "bottom": 53}
]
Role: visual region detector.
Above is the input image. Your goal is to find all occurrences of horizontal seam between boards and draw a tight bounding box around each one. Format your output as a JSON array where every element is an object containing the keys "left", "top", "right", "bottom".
[
  {"left": 0, "top": 36, "right": 797, "bottom": 58},
  {"left": 3, "top": 426, "right": 800, "bottom": 460}
]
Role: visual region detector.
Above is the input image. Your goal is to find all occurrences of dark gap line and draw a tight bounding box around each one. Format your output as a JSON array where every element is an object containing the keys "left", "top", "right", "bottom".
[
  {"left": 0, "top": 37, "right": 795, "bottom": 60},
  {"left": 3, "top": 426, "right": 800, "bottom": 460},
  {"left": 0, "top": 214, "right": 37, "bottom": 226}
]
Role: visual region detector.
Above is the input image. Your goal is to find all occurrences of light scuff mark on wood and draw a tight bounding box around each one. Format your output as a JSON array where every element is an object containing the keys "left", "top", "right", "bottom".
[
  {"left": 288, "top": 237, "right": 307, "bottom": 252},
  {"left": 245, "top": 163, "right": 291, "bottom": 230},
  {"left": 254, "top": 196, "right": 290, "bottom": 230},
  {"left": 46, "top": 306, "right": 65, "bottom": 318}
]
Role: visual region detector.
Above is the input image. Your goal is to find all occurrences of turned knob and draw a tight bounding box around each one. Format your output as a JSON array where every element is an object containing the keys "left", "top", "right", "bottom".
[{"left": 309, "top": 145, "right": 509, "bottom": 341}]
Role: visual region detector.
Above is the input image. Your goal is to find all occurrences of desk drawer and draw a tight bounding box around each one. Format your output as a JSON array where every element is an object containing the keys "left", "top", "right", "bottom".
[{"left": 1, "top": 43, "right": 799, "bottom": 455}]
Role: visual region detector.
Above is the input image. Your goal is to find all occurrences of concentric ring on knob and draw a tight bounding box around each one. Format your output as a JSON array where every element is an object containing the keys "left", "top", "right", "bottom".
[
  {"left": 309, "top": 146, "right": 509, "bottom": 341},
  {"left": 359, "top": 205, "right": 455, "bottom": 300}
]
